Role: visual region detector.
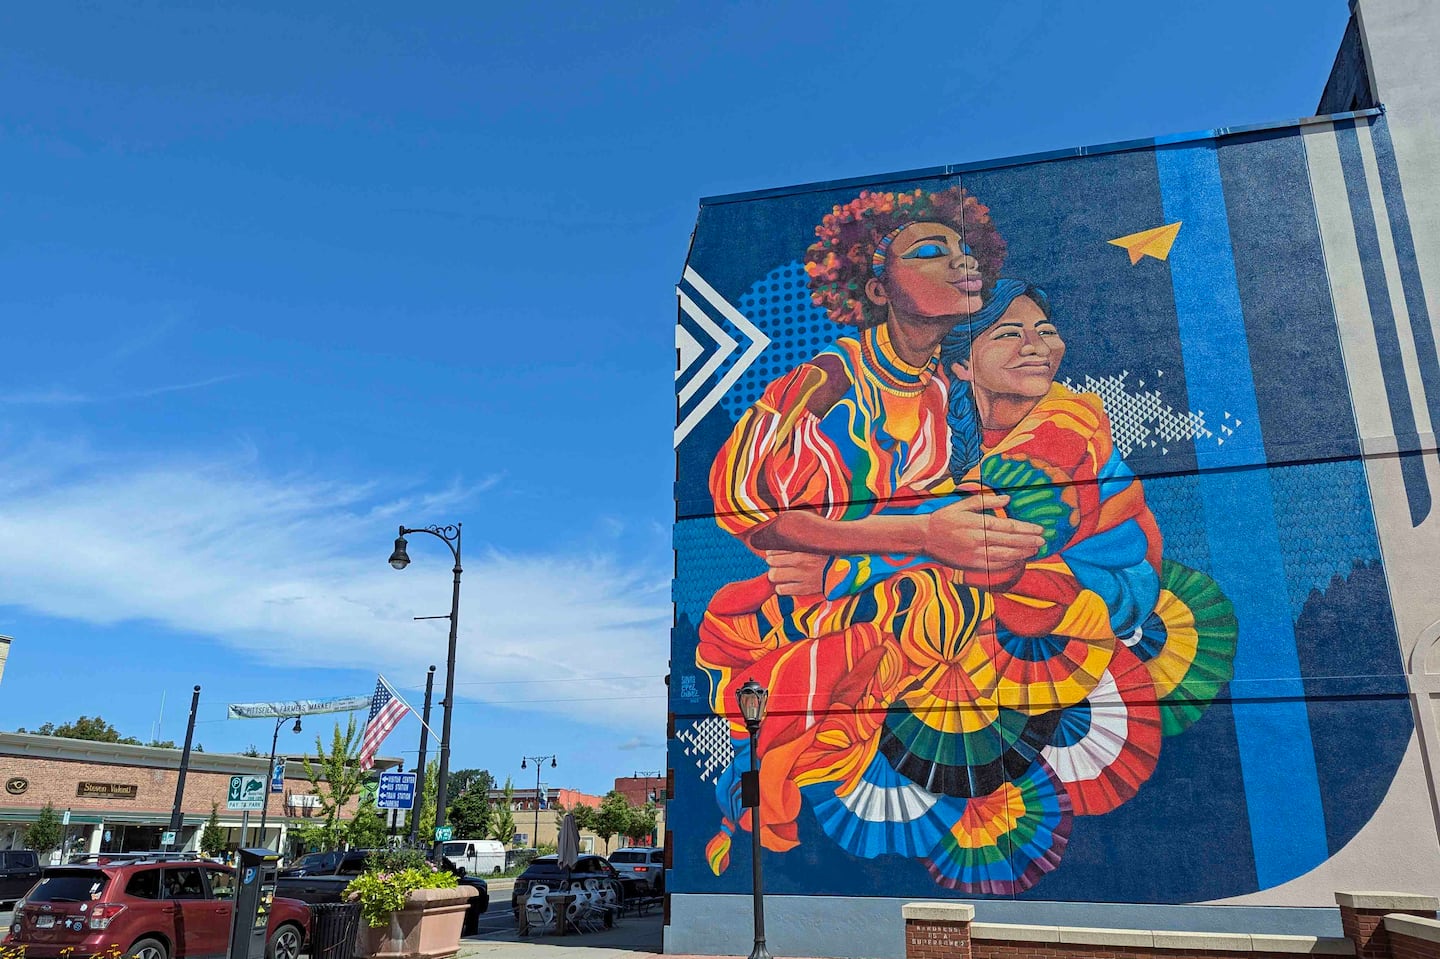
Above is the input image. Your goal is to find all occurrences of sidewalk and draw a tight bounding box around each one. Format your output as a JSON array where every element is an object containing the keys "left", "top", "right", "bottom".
[{"left": 457, "top": 912, "right": 664, "bottom": 959}]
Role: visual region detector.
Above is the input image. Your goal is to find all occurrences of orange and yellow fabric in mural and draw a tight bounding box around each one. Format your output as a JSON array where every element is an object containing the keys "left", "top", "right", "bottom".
[{"left": 696, "top": 326, "right": 1229, "bottom": 894}]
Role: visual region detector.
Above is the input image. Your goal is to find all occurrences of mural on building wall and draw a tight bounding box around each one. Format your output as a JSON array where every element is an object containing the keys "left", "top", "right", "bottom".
[{"left": 671, "top": 113, "right": 1419, "bottom": 904}]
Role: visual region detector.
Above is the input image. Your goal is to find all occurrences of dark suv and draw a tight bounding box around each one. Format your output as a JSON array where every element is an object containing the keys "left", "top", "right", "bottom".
[
  {"left": 510, "top": 855, "right": 620, "bottom": 915},
  {"left": 4, "top": 858, "right": 311, "bottom": 959},
  {"left": 0, "top": 850, "right": 41, "bottom": 907}
]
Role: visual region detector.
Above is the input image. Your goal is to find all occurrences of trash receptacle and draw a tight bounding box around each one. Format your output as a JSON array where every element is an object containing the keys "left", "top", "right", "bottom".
[{"left": 310, "top": 902, "right": 363, "bottom": 959}]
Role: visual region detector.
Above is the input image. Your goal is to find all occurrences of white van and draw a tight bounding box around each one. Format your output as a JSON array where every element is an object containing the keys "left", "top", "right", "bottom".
[{"left": 440, "top": 838, "right": 507, "bottom": 875}]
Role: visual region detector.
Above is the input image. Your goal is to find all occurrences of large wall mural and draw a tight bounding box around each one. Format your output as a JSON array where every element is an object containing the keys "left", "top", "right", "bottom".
[{"left": 671, "top": 113, "right": 1417, "bottom": 905}]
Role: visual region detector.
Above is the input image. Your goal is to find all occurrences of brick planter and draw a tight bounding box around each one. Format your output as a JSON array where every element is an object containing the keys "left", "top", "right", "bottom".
[
  {"left": 354, "top": 886, "right": 478, "bottom": 959},
  {"left": 1337, "top": 893, "right": 1440, "bottom": 959}
]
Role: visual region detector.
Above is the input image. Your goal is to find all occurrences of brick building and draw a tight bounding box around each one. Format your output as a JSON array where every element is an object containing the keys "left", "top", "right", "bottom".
[{"left": 0, "top": 731, "right": 398, "bottom": 859}]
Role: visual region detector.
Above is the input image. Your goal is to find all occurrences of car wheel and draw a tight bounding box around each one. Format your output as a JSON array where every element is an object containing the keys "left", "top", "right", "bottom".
[
  {"left": 266, "top": 924, "right": 303, "bottom": 959},
  {"left": 128, "top": 938, "right": 168, "bottom": 959}
]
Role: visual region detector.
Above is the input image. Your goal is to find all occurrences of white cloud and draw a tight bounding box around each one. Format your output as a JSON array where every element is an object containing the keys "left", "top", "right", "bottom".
[{"left": 0, "top": 439, "right": 670, "bottom": 733}]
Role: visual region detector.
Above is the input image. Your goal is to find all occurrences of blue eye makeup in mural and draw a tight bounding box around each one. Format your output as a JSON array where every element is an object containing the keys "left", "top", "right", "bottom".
[
  {"left": 902, "top": 242, "right": 950, "bottom": 260},
  {"left": 900, "top": 239, "right": 972, "bottom": 260}
]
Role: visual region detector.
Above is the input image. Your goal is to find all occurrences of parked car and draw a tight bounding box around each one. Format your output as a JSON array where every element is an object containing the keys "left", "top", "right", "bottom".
[
  {"left": 607, "top": 847, "right": 665, "bottom": 894},
  {"left": 0, "top": 850, "right": 41, "bottom": 907},
  {"left": 438, "top": 839, "right": 505, "bottom": 876},
  {"left": 3, "top": 858, "right": 310, "bottom": 959},
  {"left": 275, "top": 850, "right": 489, "bottom": 936},
  {"left": 510, "top": 855, "right": 622, "bottom": 916},
  {"left": 277, "top": 851, "right": 343, "bottom": 877}
]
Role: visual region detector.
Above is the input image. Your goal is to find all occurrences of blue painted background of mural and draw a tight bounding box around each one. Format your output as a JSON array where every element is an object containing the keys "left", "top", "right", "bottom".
[{"left": 670, "top": 117, "right": 1412, "bottom": 904}]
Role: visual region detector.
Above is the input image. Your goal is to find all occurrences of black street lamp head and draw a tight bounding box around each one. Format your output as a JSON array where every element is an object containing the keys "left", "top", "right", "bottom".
[
  {"left": 520, "top": 758, "right": 526, "bottom": 769},
  {"left": 737, "top": 679, "right": 770, "bottom": 728},
  {"left": 388, "top": 535, "right": 411, "bottom": 570},
  {"left": 292, "top": 717, "right": 302, "bottom": 734},
  {"left": 551, "top": 756, "right": 557, "bottom": 768}
]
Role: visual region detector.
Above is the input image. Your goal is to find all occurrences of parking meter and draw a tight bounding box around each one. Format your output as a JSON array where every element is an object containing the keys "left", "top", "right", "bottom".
[{"left": 227, "top": 848, "right": 281, "bottom": 959}]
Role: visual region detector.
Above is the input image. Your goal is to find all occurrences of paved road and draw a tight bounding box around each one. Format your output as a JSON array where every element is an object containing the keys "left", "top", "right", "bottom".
[{"left": 470, "top": 897, "right": 518, "bottom": 936}]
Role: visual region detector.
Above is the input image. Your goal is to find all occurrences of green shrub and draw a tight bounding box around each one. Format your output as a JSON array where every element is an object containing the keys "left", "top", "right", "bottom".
[
  {"left": 365, "top": 848, "right": 429, "bottom": 873},
  {"left": 344, "top": 864, "right": 458, "bottom": 928}
]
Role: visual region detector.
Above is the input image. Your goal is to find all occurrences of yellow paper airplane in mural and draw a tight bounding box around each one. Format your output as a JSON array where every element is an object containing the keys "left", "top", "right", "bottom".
[{"left": 1108, "top": 221, "right": 1182, "bottom": 264}]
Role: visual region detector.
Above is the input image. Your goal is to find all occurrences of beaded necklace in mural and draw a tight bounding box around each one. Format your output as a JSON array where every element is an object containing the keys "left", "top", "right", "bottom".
[{"left": 858, "top": 323, "right": 938, "bottom": 397}]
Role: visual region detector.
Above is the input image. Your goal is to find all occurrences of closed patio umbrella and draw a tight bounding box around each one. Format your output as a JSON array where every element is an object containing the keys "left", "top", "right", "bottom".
[
  {"left": 557, "top": 813, "right": 583, "bottom": 933},
  {"left": 558, "top": 812, "right": 581, "bottom": 872}
]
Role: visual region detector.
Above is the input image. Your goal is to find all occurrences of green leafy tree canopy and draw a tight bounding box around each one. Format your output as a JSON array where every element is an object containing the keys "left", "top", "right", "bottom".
[
  {"left": 489, "top": 777, "right": 517, "bottom": 845},
  {"left": 346, "top": 797, "right": 390, "bottom": 849},
  {"left": 200, "top": 804, "right": 228, "bottom": 857},
  {"left": 447, "top": 786, "right": 492, "bottom": 840},
  {"left": 299, "top": 718, "right": 366, "bottom": 850},
  {"left": 26, "top": 802, "right": 64, "bottom": 854}
]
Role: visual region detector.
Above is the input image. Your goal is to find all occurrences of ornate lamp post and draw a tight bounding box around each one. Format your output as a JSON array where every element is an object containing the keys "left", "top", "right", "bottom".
[
  {"left": 258, "top": 714, "right": 301, "bottom": 849},
  {"left": 737, "top": 679, "right": 771, "bottom": 959},
  {"left": 388, "top": 523, "right": 462, "bottom": 859},
  {"left": 520, "top": 754, "right": 557, "bottom": 847}
]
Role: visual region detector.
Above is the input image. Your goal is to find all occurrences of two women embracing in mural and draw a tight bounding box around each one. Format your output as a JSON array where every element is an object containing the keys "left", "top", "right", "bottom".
[{"left": 697, "top": 185, "right": 1238, "bottom": 894}]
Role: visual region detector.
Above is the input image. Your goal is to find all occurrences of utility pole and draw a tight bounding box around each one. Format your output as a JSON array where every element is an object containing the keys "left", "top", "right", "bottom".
[
  {"left": 167, "top": 686, "right": 201, "bottom": 851},
  {"left": 409, "top": 665, "right": 437, "bottom": 846}
]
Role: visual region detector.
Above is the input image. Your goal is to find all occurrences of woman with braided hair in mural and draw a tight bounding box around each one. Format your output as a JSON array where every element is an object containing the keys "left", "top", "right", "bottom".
[
  {"left": 697, "top": 186, "right": 1052, "bottom": 887},
  {"left": 698, "top": 188, "right": 1238, "bottom": 894}
]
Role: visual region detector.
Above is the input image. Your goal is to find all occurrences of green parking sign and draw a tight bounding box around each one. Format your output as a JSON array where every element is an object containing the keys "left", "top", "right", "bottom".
[
  {"left": 227, "top": 774, "right": 266, "bottom": 811},
  {"left": 434, "top": 825, "right": 453, "bottom": 841}
]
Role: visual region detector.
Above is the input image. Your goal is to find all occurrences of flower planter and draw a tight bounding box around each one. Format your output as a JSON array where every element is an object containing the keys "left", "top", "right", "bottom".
[{"left": 354, "top": 886, "right": 477, "bottom": 959}]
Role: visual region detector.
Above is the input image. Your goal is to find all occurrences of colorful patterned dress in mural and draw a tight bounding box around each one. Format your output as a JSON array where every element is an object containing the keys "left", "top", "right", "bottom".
[{"left": 698, "top": 329, "right": 1237, "bottom": 894}]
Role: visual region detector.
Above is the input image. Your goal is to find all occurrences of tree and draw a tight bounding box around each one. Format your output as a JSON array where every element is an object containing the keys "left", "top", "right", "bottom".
[
  {"left": 200, "top": 804, "right": 228, "bottom": 857},
  {"left": 291, "top": 822, "right": 330, "bottom": 853},
  {"left": 447, "top": 787, "right": 492, "bottom": 840},
  {"left": 346, "top": 798, "right": 389, "bottom": 849},
  {"left": 489, "top": 778, "right": 517, "bottom": 845},
  {"left": 146, "top": 739, "right": 177, "bottom": 749},
  {"left": 625, "top": 802, "right": 659, "bottom": 846},
  {"left": 554, "top": 802, "right": 595, "bottom": 833},
  {"left": 19, "top": 716, "right": 143, "bottom": 744},
  {"left": 26, "top": 802, "right": 63, "bottom": 855},
  {"left": 588, "top": 791, "right": 636, "bottom": 854},
  {"left": 299, "top": 718, "right": 366, "bottom": 849},
  {"left": 448, "top": 769, "right": 493, "bottom": 796},
  {"left": 406, "top": 760, "right": 440, "bottom": 842},
  {"left": 243, "top": 744, "right": 262, "bottom": 757}
]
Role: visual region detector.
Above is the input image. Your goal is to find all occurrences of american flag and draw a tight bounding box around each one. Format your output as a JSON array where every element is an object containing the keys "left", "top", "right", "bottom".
[{"left": 358, "top": 676, "right": 411, "bottom": 770}]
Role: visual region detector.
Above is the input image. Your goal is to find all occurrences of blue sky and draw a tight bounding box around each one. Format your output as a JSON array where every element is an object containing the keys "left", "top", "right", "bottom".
[{"left": 0, "top": 1, "right": 1350, "bottom": 795}]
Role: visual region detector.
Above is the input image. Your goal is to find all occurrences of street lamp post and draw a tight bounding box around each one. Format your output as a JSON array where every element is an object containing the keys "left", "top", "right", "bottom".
[
  {"left": 258, "top": 714, "right": 301, "bottom": 850},
  {"left": 388, "top": 523, "right": 462, "bottom": 860},
  {"left": 520, "top": 755, "right": 556, "bottom": 848},
  {"left": 736, "top": 680, "right": 771, "bottom": 959}
]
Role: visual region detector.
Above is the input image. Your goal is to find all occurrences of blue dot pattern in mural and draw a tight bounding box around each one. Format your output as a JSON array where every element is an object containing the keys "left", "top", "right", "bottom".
[
  {"left": 671, "top": 517, "right": 765, "bottom": 627},
  {"left": 1270, "top": 459, "right": 1382, "bottom": 617},
  {"left": 719, "top": 261, "right": 836, "bottom": 419}
]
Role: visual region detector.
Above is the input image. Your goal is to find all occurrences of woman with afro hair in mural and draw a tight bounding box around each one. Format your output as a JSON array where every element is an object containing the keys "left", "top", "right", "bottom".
[{"left": 697, "top": 187, "right": 1237, "bottom": 894}]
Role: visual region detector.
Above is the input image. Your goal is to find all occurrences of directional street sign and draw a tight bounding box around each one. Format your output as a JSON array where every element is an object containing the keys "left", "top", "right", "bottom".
[
  {"left": 161, "top": 830, "right": 176, "bottom": 846},
  {"left": 376, "top": 771, "right": 417, "bottom": 811},
  {"left": 434, "top": 825, "right": 453, "bottom": 842},
  {"left": 227, "top": 774, "right": 267, "bottom": 811}
]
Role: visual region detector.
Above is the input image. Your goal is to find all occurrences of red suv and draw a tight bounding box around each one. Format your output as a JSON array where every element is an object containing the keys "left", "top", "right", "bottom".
[{"left": 4, "top": 859, "right": 310, "bottom": 959}]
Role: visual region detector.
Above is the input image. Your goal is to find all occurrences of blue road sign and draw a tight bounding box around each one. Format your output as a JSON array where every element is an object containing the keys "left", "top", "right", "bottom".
[{"left": 376, "top": 771, "right": 417, "bottom": 810}]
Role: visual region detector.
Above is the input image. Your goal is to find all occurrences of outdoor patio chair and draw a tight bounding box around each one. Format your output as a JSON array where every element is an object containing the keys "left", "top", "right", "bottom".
[{"left": 523, "top": 883, "right": 555, "bottom": 934}]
